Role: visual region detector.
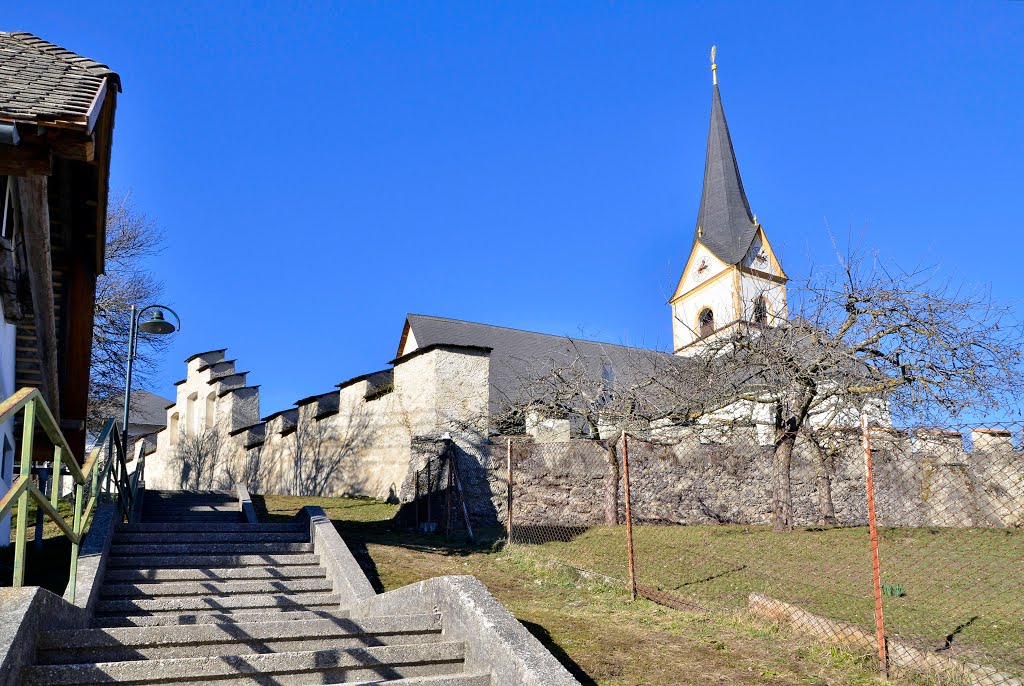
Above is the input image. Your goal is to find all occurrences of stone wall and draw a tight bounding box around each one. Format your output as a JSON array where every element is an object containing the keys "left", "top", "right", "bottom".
[
  {"left": 494, "top": 428, "right": 1024, "bottom": 529},
  {"left": 137, "top": 347, "right": 1022, "bottom": 533},
  {"left": 139, "top": 345, "right": 492, "bottom": 505}
]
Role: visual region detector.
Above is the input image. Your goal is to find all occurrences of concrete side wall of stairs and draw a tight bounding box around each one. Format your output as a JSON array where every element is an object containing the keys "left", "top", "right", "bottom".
[{"left": 1, "top": 491, "right": 579, "bottom": 686}]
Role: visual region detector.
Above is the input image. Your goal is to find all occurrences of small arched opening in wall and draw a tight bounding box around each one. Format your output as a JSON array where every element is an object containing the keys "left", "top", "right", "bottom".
[
  {"left": 169, "top": 412, "right": 180, "bottom": 446},
  {"left": 186, "top": 392, "right": 198, "bottom": 436},
  {"left": 698, "top": 308, "right": 715, "bottom": 338},
  {"left": 753, "top": 295, "right": 768, "bottom": 326},
  {"left": 205, "top": 392, "right": 216, "bottom": 430}
]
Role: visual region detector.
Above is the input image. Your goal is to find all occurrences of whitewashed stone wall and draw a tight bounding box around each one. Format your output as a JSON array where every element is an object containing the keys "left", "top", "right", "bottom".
[
  {"left": 497, "top": 428, "right": 1024, "bottom": 529},
  {"left": 140, "top": 345, "right": 491, "bottom": 503}
]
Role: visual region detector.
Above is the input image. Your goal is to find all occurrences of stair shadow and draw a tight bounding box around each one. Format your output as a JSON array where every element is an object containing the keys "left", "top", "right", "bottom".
[
  {"left": 344, "top": 540, "right": 386, "bottom": 594},
  {"left": 519, "top": 620, "right": 597, "bottom": 686}
]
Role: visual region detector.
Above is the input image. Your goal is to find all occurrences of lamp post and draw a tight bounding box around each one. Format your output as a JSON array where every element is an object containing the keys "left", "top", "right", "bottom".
[{"left": 122, "top": 304, "right": 181, "bottom": 461}]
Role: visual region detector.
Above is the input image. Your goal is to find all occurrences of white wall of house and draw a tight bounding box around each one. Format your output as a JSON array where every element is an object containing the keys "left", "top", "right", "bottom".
[{"left": 0, "top": 314, "right": 17, "bottom": 545}]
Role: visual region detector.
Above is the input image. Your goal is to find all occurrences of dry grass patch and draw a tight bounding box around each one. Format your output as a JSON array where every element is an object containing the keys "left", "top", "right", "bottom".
[{"left": 256, "top": 494, "right": 904, "bottom": 685}]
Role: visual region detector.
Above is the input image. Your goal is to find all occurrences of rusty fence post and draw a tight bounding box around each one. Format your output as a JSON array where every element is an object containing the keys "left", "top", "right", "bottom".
[
  {"left": 506, "top": 437, "right": 513, "bottom": 545},
  {"left": 621, "top": 432, "right": 637, "bottom": 601},
  {"left": 861, "top": 415, "right": 888, "bottom": 675}
]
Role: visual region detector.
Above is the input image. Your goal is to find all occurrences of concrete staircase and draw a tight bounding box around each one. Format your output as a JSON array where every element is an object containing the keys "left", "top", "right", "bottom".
[{"left": 20, "top": 491, "right": 490, "bottom": 685}]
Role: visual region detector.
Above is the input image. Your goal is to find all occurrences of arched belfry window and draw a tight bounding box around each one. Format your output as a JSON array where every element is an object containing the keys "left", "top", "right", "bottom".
[
  {"left": 698, "top": 308, "right": 715, "bottom": 338},
  {"left": 753, "top": 296, "right": 768, "bottom": 326}
]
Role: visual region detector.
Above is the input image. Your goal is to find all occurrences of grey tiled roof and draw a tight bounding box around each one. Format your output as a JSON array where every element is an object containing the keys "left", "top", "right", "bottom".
[
  {"left": 0, "top": 31, "right": 121, "bottom": 126},
  {"left": 403, "top": 314, "right": 677, "bottom": 414},
  {"left": 130, "top": 389, "right": 174, "bottom": 426},
  {"left": 693, "top": 84, "right": 758, "bottom": 266}
]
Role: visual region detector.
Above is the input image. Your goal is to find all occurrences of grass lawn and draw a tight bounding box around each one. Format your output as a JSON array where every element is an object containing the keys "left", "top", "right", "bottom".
[
  {"left": 512, "top": 523, "right": 1023, "bottom": 674},
  {"left": 256, "top": 494, "right": 913, "bottom": 686}
]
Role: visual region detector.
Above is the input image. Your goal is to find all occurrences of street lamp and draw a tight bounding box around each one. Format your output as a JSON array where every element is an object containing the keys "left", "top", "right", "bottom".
[{"left": 122, "top": 304, "right": 181, "bottom": 461}]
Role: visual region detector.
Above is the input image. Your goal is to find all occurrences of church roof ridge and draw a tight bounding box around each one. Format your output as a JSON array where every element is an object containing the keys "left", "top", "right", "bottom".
[
  {"left": 693, "top": 75, "right": 758, "bottom": 266},
  {"left": 405, "top": 313, "right": 661, "bottom": 355}
]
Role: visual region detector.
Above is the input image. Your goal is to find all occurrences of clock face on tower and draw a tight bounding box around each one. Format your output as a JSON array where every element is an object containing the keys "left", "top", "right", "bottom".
[{"left": 693, "top": 258, "right": 710, "bottom": 282}]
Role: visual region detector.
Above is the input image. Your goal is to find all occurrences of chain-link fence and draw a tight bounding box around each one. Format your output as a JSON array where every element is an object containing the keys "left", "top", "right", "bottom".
[{"left": 503, "top": 420, "right": 1023, "bottom": 684}]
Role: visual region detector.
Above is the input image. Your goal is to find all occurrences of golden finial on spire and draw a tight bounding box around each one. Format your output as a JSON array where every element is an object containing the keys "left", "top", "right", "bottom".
[{"left": 710, "top": 45, "right": 717, "bottom": 85}]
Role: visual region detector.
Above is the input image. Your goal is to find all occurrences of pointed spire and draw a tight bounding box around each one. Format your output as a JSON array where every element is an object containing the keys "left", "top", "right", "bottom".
[{"left": 693, "top": 49, "right": 758, "bottom": 266}]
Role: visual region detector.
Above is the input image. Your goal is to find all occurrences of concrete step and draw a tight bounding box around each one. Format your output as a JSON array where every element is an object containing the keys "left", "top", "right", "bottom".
[
  {"left": 103, "top": 565, "right": 327, "bottom": 583},
  {"left": 101, "top": 578, "right": 333, "bottom": 598},
  {"left": 116, "top": 522, "right": 304, "bottom": 533},
  {"left": 140, "top": 516, "right": 244, "bottom": 524},
  {"left": 105, "top": 553, "right": 321, "bottom": 569},
  {"left": 94, "top": 592, "right": 341, "bottom": 616},
  {"left": 91, "top": 608, "right": 350, "bottom": 628},
  {"left": 113, "top": 532, "right": 309, "bottom": 544},
  {"left": 141, "top": 503, "right": 239, "bottom": 510},
  {"left": 341, "top": 677, "right": 490, "bottom": 686},
  {"left": 109, "top": 542, "right": 314, "bottom": 556},
  {"left": 140, "top": 516, "right": 243, "bottom": 522},
  {"left": 37, "top": 614, "right": 443, "bottom": 663},
  {"left": 22, "top": 642, "right": 467, "bottom": 686}
]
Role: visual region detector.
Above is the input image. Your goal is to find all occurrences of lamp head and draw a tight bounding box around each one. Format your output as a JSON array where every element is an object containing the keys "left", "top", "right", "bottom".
[{"left": 138, "top": 309, "right": 176, "bottom": 335}]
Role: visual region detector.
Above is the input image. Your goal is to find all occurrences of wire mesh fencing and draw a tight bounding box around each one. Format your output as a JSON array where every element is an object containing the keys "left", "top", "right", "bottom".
[{"left": 504, "top": 420, "right": 1024, "bottom": 684}]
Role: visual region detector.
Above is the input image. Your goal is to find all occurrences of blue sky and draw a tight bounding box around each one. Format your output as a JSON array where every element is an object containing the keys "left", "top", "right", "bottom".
[{"left": 8, "top": 2, "right": 1024, "bottom": 414}]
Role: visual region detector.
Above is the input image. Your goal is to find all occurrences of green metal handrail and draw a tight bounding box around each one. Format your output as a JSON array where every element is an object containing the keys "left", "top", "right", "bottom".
[{"left": 0, "top": 387, "right": 145, "bottom": 602}]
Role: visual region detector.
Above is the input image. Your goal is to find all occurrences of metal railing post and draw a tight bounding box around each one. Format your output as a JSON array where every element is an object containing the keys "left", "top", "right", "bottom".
[
  {"left": 861, "top": 415, "right": 888, "bottom": 676},
  {"left": 68, "top": 479, "right": 84, "bottom": 605},
  {"left": 50, "top": 445, "right": 61, "bottom": 509},
  {"left": 506, "top": 437, "right": 513, "bottom": 545},
  {"left": 621, "top": 432, "right": 637, "bottom": 601},
  {"left": 13, "top": 400, "right": 36, "bottom": 587}
]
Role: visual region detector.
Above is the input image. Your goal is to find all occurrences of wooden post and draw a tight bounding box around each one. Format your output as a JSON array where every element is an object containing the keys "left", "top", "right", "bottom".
[
  {"left": 17, "top": 177, "right": 60, "bottom": 423},
  {"left": 445, "top": 452, "right": 453, "bottom": 539},
  {"left": 425, "top": 457, "right": 432, "bottom": 531},
  {"left": 506, "top": 437, "right": 513, "bottom": 545},
  {"left": 861, "top": 415, "right": 888, "bottom": 675},
  {"left": 621, "top": 432, "right": 637, "bottom": 601}
]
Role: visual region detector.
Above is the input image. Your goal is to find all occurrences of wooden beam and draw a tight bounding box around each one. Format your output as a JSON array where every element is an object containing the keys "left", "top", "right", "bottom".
[
  {"left": 61, "top": 159, "right": 97, "bottom": 460},
  {"left": 17, "top": 176, "right": 60, "bottom": 424},
  {"left": 0, "top": 144, "right": 51, "bottom": 175},
  {"left": 13, "top": 129, "right": 95, "bottom": 163}
]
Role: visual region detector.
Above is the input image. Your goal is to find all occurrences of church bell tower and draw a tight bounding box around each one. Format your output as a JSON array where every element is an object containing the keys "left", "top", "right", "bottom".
[{"left": 670, "top": 47, "right": 788, "bottom": 355}]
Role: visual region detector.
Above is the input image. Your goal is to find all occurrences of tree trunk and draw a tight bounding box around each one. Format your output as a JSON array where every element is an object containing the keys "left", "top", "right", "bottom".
[
  {"left": 604, "top": 441, "right": 620, "bottom": 525},
  {"left": 806, "top": 432, "right": 838, "bottom": 526},
  {"left": 772, "top": 422, "right": 796, "bottom": 532}
]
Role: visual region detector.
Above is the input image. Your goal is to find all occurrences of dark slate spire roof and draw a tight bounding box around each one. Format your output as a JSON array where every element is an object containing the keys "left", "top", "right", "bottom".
[{"left": 693, "top": 83, "right": 758, "bottom": 266}]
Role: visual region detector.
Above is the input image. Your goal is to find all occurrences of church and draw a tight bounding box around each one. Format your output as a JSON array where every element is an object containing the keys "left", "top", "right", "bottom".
[{"left": 139, "top": 55, "right": 794, "bottom": 507}]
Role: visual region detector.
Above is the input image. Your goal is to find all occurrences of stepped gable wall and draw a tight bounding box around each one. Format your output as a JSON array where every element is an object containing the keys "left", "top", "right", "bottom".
[{"left": 139, "top": 345, "right": 492, "bottom": 504}]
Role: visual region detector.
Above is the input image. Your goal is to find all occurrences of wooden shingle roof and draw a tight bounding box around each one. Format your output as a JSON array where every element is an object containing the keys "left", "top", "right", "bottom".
[{"left": 0, "top": 31, "right": 121, "bottom": 130}]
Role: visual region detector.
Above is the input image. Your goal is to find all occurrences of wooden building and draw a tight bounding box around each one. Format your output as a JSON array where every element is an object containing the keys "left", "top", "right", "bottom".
[{"left": 0, "top": 31, "right": 121, "bottom": 476}]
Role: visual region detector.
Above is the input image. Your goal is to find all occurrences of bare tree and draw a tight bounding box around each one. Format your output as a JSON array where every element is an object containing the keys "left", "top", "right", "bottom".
[
  {"left": 499, "top": 241, "right": 1023, "bottom": 533},
  {"left": 496, "top": 341, "right": 688, "bottom": 525},
  {"left": 88, "top": 191, "right": 167, "bottom": 431},
  {"left": 687, "top": 244, "right": 1024, "bottom": 531}
]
